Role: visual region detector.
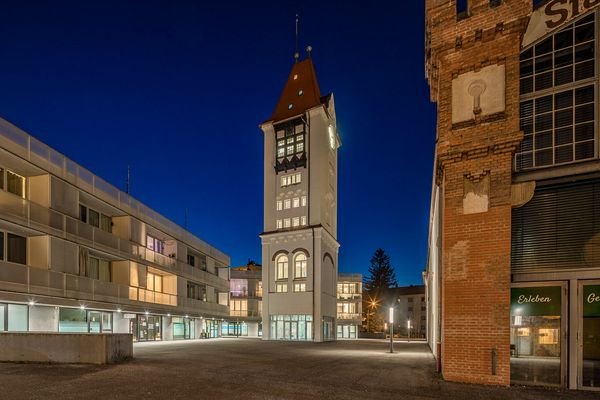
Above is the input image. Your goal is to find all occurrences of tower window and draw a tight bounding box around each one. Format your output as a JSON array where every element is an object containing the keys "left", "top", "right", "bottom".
[
  {"left": 275, "top": 120, "right": 306, "bottom": 161},
  {"left": 288, "top": 104, "right": 293, "bottom": 109},
  {"left": 298, "top": 90, "right": 303, "bottom": 96}
]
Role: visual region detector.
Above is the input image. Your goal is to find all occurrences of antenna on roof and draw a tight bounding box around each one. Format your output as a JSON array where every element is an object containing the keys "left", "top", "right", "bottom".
[
  {"left": 126, "top": 165, "right": 131, "bottom": 194},
  {"left": 306, "top": 45, "right": 312, "bottom": 58},
  {"left": 294, "top": 14, "right": 300, "bottom": 62}
]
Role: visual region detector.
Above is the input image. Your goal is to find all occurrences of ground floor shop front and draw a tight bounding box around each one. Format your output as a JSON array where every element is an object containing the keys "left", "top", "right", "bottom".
[
  {"left": 510, "top": 279, "right": 600, "bottom": 390},
  {"left": 0, "top": 301, "right": 224, "bottom": 342}
]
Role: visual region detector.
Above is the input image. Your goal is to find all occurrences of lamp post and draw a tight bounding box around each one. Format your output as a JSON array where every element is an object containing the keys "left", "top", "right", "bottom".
[
  {"left": 389, "top": 307, "right": 394, "bottom": 353},
  {"left": 407, "top": 319, "right": 411, "bottom": 343}
]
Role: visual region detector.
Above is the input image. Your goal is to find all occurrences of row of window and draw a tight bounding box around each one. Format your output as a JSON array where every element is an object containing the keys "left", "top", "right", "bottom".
[
  {"left": 80, "top": 204, "right": 112, "bottom": 233},
  {"left": 0, "top": 167, "right": 26, "bottom": 199},
  {"left": 276, "top": 216, "right": 307, "bottom": 229},
  {"left": 281, "top": 173, "right": 302, "bottom": 187},
  {"left": 276, "top": 196, "right": 307, "bottom": 211},
  {"left": 186, "top": 252, "right": 207, "bottom": 270},
  {"left": 187, "top": 282, "right": 207, "bottom": 301},
  {"left": 276, "top": 121, "right": 305, "bottom": 160},
  {"left": 276, "top": 253, "right": 307, "bottom": 280},
  {"left": 275, "top": 282, "right": 306, "bottom": 293}
]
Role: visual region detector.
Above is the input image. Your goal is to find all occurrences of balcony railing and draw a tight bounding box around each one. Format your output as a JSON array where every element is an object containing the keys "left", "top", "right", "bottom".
[
  {"left": 230, "top": 310, "right": 261, "bottom": 318},
  {"left": 337, "top": 313, "right": 361, "bottom": 320},
  {"left": 131, "top": 244, "right": 176, "bottom": 268}
]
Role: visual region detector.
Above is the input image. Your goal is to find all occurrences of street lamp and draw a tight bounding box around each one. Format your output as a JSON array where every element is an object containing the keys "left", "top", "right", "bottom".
[
  {"left": 389, "top": 307, "right": 394, "bottom": 353},
  {"left": 407, "top": 319, "right": 412, "bottom": 343}
]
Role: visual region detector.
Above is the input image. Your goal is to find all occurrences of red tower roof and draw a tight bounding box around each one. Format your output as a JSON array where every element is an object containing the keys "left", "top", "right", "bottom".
[{"left": 268, "top": 58, "right": 323, "bottom": 123}]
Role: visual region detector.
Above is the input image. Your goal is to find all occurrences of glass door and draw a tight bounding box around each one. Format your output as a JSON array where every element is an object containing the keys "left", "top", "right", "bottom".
[
  {"left": 510, "top": 284, "right": 566, "bottom": 387},
  {"left": 580, "top": 282, "right": 600, "bottom": 390},
  {"left": 88, "top": 311, "right": 101, "bottom": 333}
]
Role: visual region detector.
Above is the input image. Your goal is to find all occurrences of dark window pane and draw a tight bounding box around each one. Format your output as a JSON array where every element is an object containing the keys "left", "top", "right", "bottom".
[
  {"left": 575, "top": 85, "right": 594, "bottom": 104},
  {"left": 520, "top": 59, "right": 534, "bottom": 77},
  {"left": 7, "top": 234, "right": 26, "bottom": 265},
  {"left": 88, "top": 209, "right": 100, "bottom": 228},
  {"left": 575, "top": 23, "right": 594, "bottom": 44},
  {"left": 535, "top": 54, "right": 553, "bottom": 73},
  {"left": 535, "top": 131, "right": 553, "bottom": 149},
  {"left": 79, "top": 205, "right": 87, "bottom": 223},
  {"left": 575, "top": 60, "right": 594, "bottom": 80},
  {"left": 0, "top": 168, "right": 3, "bottom": 190},
  {"left": 555, "top": 66, "right": 573, "bottom": 86},
  {"left": 576, "top": 13, "right": 595, "bottom": 26},
  {"left": 575, "top": 42, "right": 595, "bottom": 62},
  {"left": 535, "top": 95, "right": 553, "bottom": 114},
  {"left": 555, "top": 109, "right": 573, "bottom": 127},
  {"left": 521, "top": 135, "right": 534, "bottom": 151},
  {"left": 6, "top": 171, "right": 24, "bottom": 198},
  {"left": 535, "top": 72, "right": 553, "bottom": 90},
  {"left": 520, "top": 77, "right": 533, "bottom": 94},
  {"left": 555, "top": 145, "right": 574, "bottom": 163},
  {"left": 0, "top": 232, "right": 3, "bottom": 260},
  {"left": 522, "top": 120, "right": 533, "bottom": 135},
  {"left": 575, "top": 122, "right": 594, "bottom": 142},
  {"left": 520, "top": 48, "right": 533, "bottom": 61},
  {"left": 520, "top": 100, "right": 534, "bottom": 117},
  {"left": 575, "top": 141, "right": 595, "bottom": 159},
  {"left": 535, "top": 149, "right": 553, "bottom": 166},
  {"left": 554, "top": 29, "right": 573, "bottom": 49},
  {"left": 535, "top": 37, "right": 553, "bottom": 56},
  {"left": 555, "top": 127, "right": 573, "bottom": 145},
  {"left": 554, "top": 47, "right": 573, "bottom": 68},
  {"left": 516, "top": 153, "right": 533, "bottom": 170},
  {"left": 554, "top": 90, "right": 573, "bottom": 109},
  {"left": 575, "top": 103, "right": 594, "bottom": 123},
  {"left": 536, "top": 114, "right": 553, "bottom": 131}
]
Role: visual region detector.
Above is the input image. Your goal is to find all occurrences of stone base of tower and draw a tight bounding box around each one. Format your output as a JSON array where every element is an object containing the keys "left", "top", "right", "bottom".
[{"left": 260, "top": 227, "right": 339, "bottom": 343}]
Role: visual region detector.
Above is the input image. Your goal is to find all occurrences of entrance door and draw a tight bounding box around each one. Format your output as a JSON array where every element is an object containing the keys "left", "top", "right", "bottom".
[
  {"left": 580, "top": 282, "right": 600, "bottom": 390},
  {"left": 88, "top": 311, "right": 101, "bottom": 333},
  {"left": 290, "top": 321, "right": 298, "bottom": 340}
]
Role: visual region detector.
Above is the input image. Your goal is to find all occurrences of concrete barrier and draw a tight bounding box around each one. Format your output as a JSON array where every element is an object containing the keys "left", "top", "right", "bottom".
[{"left": 0, "top": 332, "right": 133, "bottom": 364}]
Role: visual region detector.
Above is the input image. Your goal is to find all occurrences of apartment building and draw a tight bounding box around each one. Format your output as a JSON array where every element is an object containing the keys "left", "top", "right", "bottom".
[
  {"left": 393, "top": 285, "right": 426, "bottom": 339},
  {"left": 260, "top": 50, "right": 340, "bottom": 342},
  {"left": 425, "top": 0, "right": 600, "bottom": 390},
  {"left": 336, "top": 273, "right": 362, "bottom": 339},
  {"left": 224, "top": 262, "right": 262, "bottom": 337},
  {"left": 0, "top": 118, "right": 230, "bottom": 341}
]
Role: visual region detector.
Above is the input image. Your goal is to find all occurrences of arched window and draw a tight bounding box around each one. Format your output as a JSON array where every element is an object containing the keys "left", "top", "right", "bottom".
[
  {"left": 276, "top": 255, "right": 288, "bottom": 280},
  {"left": 294, "top": 253, "right": 307, "bottom": 278}
]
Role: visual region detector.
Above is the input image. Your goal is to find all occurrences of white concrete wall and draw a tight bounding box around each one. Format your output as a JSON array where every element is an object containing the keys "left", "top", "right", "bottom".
[
  {"left": 29, "top": 305, "right": 58, "bottom": 332},
  {"left": 247, "top": 322, "right": 259, "bottom": 337},
  {"left": 113, "top": 312, "right": 130, "bottom": 334},
  {"left": 0, "top": 333, "right": 133, "bottom": 364}
]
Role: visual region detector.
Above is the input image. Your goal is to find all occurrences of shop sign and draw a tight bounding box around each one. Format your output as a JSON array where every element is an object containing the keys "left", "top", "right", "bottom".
[
  {"left": 511, "top": 286, "right": 562, "bottom": 316},
  {"left": 523, "top": 0, "right": 599, "bottom": 47},
  {"left": 583, "top": 285, "right": 600, "bottom": 317},
  {"left": 123, "top": 313, "right": 136, "bottom": 319}
]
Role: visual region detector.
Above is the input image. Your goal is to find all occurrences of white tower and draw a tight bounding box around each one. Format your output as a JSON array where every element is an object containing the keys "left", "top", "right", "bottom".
[{"left": 260, "top": 52, "right": 340, "bottom": 342}]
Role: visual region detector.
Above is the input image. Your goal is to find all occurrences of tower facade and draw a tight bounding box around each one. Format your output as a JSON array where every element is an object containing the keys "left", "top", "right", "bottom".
[{"left": 260, "top": 54, "right": 340, "bottom": 342}]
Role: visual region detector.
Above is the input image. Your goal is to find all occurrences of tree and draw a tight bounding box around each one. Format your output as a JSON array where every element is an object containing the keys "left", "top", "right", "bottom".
[
  {"left": 362, "top": 248, "right": 398, "bottom": 333},
  {"left": 364, "top": 248, "right": 397, "bottom": 294}
]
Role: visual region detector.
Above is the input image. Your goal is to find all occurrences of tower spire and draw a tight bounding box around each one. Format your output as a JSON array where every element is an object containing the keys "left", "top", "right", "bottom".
[{"left": 294, "top": 14, "right": 300, "bottom": 63}]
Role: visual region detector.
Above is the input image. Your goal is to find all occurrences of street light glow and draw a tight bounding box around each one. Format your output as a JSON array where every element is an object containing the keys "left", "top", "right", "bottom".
[{"left": 389, "top": 307, "right": 394, "bottom": 324}]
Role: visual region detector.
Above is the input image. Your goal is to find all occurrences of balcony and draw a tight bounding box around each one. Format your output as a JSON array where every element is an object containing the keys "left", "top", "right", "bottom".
[
  {"left": 337, "top": 313, "right": 361, "bottom": 320},
  {"left": 337, "top": 293, "right": 361, "bottom": 301},
  {"left": 131, "top": 244, "right": 176, "bottom": 269},
  {"left": 230, "top": 310, "right": 261, "bottom": 318}
]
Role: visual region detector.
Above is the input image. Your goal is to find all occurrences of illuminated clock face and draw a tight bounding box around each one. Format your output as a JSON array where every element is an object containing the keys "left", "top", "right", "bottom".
[{"left": 328, "top": 125, "right": 336, "bottom": 149}]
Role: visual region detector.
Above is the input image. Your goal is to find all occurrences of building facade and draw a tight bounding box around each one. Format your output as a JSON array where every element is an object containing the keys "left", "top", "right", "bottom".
[
  {"left": 337, "top": 273, "right": 362, "bottom": 339},
  {"left": 260, "top": 51, "right": 341, "bottom": 342},
  {"left": 393, "top": 286, "right": 426, "bottom": 339},
  {"left": 224, "top": 262, "right": 262, "bottom": 337},
  {"left": 425, "top": 0, "right": 600, "bottom": 390},
  {"left": 0, "top": 118, "right": 230, "bottom": 341}
]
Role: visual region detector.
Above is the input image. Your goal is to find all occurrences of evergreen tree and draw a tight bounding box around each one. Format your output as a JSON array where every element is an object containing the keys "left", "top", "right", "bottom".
[{"left": 364, "top": 248, "right": 397, "bottom": 293}]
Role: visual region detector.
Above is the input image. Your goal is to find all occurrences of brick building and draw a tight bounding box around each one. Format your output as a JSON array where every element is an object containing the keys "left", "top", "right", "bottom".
[{"left": 424, "top": 0, "right": 600, "bottom": 391}]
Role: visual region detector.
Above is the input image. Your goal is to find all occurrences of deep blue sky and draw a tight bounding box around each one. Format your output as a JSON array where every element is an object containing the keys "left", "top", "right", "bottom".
[{"left": 0, "top": 1, "right": 436, "bottom": 286}]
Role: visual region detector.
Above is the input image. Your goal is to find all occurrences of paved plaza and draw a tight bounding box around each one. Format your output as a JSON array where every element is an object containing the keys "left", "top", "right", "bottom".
[{"left": 0, "top": 338, "right": 597, "bottom": 400}]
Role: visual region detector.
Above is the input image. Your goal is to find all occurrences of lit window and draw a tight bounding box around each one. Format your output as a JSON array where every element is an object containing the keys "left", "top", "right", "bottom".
[
  {"left": 294, "top": 253, "right": 307, "bottom": 278},
  {"left": 298, "top": 90, "right": 303, "bottom": 96},
  {"left": 296, "top": 142, "right": 304, "bottom": 153},
  {"left": 281, "top": 173, "right": 302, "bottom": 187},
  {"left": 288, "top": 104, "right": 293, "bottom": 110},
  {"left": 294, "top": 283, "right": 306, "bottom": 292},
  {"left": 284, "top": 219, "right": 291, "bottom": 228},
  {"left": 275, "top": 121, "right": 305, "bottom": 160},
  {"left": 284, "top": 199, "right": 291, "bottom": 209},
  {"left": 301, "top": 216, "right": 307, "bottom": 226},
  {"left": 276, "top": 283, "right": 288, "bottom": 293},
  {"left": 276, "top": 255, "right": 288, "bottom": 280},
  {"left": 301, "top": 196, "right": 307, "bottom": 207},
  {"left": 293, "top": 74, "right": 298, "bottom": 80},
  {"left": 293, "top": 198, "right": 300, "bottom": 208},
  {"left": 277, "top": 147, "right": 285, "bottom": 158},
  {"left": 276, "top": 200, "right": 283, "bottom": 211},
  {"left": 6, "top": 170, "right": 25, "bottom": 198},
  {"left": 292, "top": 217, "right": 300, "bottom": 227},
  {"left": 538, "top": 328, "right": 559, "bottom": 345},
  {"left": 276, "top": 219, "right": 283, "bottom": 229}
]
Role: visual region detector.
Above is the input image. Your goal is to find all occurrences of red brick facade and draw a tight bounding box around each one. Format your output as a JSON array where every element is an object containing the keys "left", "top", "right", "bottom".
[{"left": 425, "top": 0, "right": 532, "bottom": 385}]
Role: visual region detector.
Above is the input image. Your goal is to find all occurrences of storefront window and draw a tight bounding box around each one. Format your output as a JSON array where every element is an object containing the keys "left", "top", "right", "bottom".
[
  {"left": 582, "top": 284, "right": 600, "bottom": 388},
  {"left": 7, "top": 304, "right": 27, "bottom": 331},
  {"left": 269, "top": 315, "right": 312, "bottom": 341},
  {"left": 59, "top": 308, "right": 87, "bottom": 333},
  {"left": 510, "top": 286, "right": 562, "bottom": 386}
]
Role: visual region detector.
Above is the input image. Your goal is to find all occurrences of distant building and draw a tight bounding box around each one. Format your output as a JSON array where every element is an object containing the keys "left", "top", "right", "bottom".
[
  {"left": 336, "top": 273, "right": 362, "bottom": 339},
  {"left": 224, "top": 262, "right": 263, "bottom": 337},
  {"left": 390, "top": 285, "right": 426, "bottom": 339}
]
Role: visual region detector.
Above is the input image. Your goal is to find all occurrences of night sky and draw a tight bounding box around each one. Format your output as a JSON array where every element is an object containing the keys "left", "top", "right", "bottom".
[{"left": 0, "top": 1, "right": 436, "bottom": 285}]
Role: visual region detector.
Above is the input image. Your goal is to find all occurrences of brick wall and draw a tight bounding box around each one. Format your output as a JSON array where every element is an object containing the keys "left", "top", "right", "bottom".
[{"left": 425, "top": 0, "right": 531, "bottom": 386}]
